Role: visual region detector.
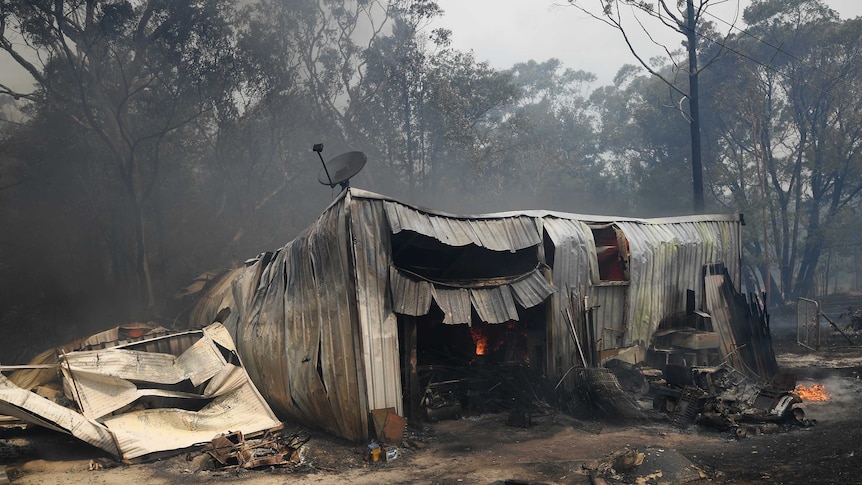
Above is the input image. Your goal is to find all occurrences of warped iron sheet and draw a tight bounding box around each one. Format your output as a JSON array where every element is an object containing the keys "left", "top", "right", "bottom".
[
  {"left": 389, "top": 266, "right": 555, "bottom": 324},
  {"left": 0, "top": 323, "right": 281, "bottom": 461},
  {"left": 432, "top": 286, "right": 473, "bottom": 324},
  {"left": 383, "top": 200, "right": 542, "bottom": 251}
]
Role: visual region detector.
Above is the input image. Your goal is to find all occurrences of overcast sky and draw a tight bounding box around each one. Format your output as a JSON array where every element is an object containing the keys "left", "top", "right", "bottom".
[
  {"left": 430, "top": 0, "right": 862, "bottom": 86},
  {"left": 2, "top": 1, "right": 860, "bottom": 95}
]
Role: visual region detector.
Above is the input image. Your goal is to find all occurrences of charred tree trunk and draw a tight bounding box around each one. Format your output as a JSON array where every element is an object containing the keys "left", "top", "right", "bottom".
[
  {"left": 794, "top": 210, "right": 823, "bottom": 299},
  {"left": 686, "top": 0, "right": 705, "bottom": 214},
  {"left": 133, "top": 200, "right": 156, "bottom": 313}
]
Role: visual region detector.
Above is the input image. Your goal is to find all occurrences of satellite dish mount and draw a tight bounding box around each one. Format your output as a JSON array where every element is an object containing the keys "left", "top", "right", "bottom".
[{"left": 313, "top": 144, "right": 367, "bottom": 191}]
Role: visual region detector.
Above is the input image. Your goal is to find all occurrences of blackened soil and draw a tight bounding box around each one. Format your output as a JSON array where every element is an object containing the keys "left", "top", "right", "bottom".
[{"left": 685, "top": 414, "right": 862, "bottom": 484}]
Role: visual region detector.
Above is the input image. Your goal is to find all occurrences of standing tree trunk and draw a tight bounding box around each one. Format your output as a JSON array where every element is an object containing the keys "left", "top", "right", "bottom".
[{"left": 685, "top": 0, "right": 705, "bottom": 214}]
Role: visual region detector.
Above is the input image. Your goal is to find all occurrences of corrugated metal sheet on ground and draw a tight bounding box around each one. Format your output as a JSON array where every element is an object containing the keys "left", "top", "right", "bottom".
[
  {"left": 0, "top": 373, "right": 121, "bottom": 456},
  {"left": 102, "top": 383, "right": 278, "bottom": 460},
  {"left": 0, "top": 323, "right": 281, "bottom": 461}
]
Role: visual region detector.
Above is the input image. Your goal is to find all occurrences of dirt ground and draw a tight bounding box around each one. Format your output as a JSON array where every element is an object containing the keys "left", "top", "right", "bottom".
[{"left": 4, "top": 310, "right": 862, "bottom": 485}]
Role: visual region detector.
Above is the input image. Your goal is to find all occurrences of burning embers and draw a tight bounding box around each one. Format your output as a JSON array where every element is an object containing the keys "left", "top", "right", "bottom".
[
  {"left": 418, "top": 320, "right": 538, "bottom": 423},
  {"left": 470, "top": 327, "right": 489, "bottom": 356},
  {"left": 651, "top": 363, "right": 812, "bottom": 433},
  {"left": 795, "top": 383, "right": 829, "bottom": 402},
  {"left": 469, "top": 321, "right": 529, "bottom": 362}
]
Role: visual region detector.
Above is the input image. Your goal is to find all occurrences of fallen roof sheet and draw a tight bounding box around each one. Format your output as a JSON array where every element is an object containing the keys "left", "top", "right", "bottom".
[{"left": 0, "top": 323, "right": 281, "bottom": 461}]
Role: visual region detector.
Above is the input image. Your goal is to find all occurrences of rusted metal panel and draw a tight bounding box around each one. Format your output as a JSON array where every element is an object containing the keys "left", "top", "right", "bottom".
[{"left": 382, "top": 200, "right": 541, "bottom": 251}]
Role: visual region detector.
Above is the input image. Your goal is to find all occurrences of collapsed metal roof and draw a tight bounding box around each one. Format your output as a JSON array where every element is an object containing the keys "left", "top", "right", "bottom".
[{"left": 0, "top": 323, "right": 281, "bottom": 461}]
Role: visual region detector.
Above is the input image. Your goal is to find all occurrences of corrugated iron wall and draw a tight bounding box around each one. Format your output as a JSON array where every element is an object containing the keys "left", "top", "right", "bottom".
[
  {"left": 200, "top": 196, "right": 368, "bottom": 442},
  {"left": 587, "top": 284, "right": 628, "bottom": 350},
  {"left": 349, "top": 196, "right": 403, "bottom": 417},
  {"left": 618, "top": 218, "right": 741, "bottom": 345},
  {"left": 541, "top": 215, "right": 741, "bottom": 381},
  {"left": 543, "top": 218, "right": 592, "bottom": 380}
]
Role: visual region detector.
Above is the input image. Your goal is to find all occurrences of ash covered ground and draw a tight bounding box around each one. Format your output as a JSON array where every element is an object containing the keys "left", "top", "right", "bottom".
[{"left": 4, "top": 296, "right": 862, "bottom": 485}]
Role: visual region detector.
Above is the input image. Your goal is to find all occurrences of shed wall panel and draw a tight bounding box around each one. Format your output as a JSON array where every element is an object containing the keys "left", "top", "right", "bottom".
[
  {"left": 543, "top": 218, "right": 592, "bottom": 380},
  {"left": 616, "top": 219, "right": 742, "bottom": 345},
  {"left": 351, "top": 198, "right": 403, "bottom": 416},
  {"left": 585, "top": 285, "right": 628, "bottom": 351},
  {"left": 222, "top": 197, "right": 366, "bottom": 442}
]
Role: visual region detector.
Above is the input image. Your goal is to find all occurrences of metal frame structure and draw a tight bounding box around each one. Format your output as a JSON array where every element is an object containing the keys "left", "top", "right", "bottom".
[{"left": 797, "top": 297, "right": 821, "bottom": 350}]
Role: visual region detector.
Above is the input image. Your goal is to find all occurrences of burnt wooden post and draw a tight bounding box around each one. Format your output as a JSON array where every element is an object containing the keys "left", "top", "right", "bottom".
[{"left": 400, "top": 316, "right": 420, "bottom": 422}]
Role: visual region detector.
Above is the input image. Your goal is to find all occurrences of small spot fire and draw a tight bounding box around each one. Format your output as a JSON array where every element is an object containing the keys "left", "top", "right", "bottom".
[
  {"left": 469, "top": 327, "right": 488, "bottom": 356},
  {"left": 795, "top": 383, "right": 829, "bottom": 402},
  {"left": 650, "top": 363, "right": 811, "bottom": 434},
  {"left": 468, "top": 322, "right": 528, "bottom": 362}
]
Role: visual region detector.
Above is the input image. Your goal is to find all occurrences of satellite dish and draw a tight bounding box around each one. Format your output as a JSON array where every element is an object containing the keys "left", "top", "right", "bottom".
[{"left": 317, "top": 151, "right": 367, "bottom": 188}]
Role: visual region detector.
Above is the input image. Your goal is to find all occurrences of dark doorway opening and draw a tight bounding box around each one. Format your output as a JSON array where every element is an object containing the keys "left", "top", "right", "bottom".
[
  {"left": 391, "top": 228, "right": 551, "bottom": 424},
  {"left": 398, "top": 302, "right": 548, "bottom": 424}
]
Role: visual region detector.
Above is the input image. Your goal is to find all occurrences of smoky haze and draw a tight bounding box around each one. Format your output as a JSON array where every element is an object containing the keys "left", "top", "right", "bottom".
[{"left": 1, "top": 0, "right": 861, "bottom": 362}]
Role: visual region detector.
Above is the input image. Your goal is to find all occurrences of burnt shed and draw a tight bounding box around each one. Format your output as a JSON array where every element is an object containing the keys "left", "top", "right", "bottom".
[{"left": 189, "top": 189, "right": 743, "bottom": 442}]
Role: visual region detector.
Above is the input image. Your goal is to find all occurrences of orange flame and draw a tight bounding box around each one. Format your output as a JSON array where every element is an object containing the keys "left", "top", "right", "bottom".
[
  {"left": 470, "top": 327, "right": 488, "bottom": 356},
  {"left": 795, "top": 383, "right": 829, "bottom": 401}
]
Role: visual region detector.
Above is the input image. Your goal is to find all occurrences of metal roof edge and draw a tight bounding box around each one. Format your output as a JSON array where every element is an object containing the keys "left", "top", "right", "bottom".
[{"left": 346, "top": 188, "right": 740, "bottom": 224}]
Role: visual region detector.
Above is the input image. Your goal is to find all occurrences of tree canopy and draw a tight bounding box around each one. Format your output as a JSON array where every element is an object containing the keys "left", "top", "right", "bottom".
[{"left": 1, "top": 0, "right": 861, "bottom": 359}]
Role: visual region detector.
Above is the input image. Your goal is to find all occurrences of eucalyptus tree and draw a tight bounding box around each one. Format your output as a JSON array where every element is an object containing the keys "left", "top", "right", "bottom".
[
  {"left": 361, "top": 36, "right": 518, "bottom": 201},
  {"left": 567, "top": 0, "right": 741, "bottom": 213},
  {"left": 342, "top": 0, "right": 520, "bottom": 206},
  {"left": 702, "top": 0, "right": 862, "bottom": 301},
  {"left": 483, "top": 59, "right": 608, "bottom": 212},
  {"left": 353, "top": 0, "right": 440, "bottom": 191},
  {"left": 408, "top": 46, "right": 518, "bottom": 202},
  {"left": 0, "top": 0, "right": 242, "bottom": 313},
  {"left": 590, "top": 64, "right": 696, "bottom": 215}
]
